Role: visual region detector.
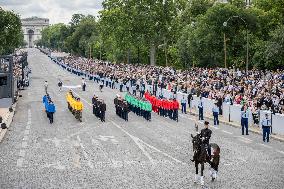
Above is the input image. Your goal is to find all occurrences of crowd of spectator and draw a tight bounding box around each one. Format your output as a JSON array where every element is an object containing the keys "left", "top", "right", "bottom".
[{"left": 51, "top": 52, "right": 284, "bottom": 115}]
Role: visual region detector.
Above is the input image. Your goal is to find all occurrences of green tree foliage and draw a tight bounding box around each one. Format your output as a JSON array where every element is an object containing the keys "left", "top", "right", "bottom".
[
  {"left": 264, "top": 25, "right": 284, "bottom": 69},
  {"left": 39, "top": 0, "right": 284, "bottom": 69},
  {"left": 0, "top": 7, "right": 23, "bottom": 55}
]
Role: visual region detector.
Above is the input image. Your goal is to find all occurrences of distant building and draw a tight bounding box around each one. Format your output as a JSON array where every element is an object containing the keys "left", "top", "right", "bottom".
[{"left": 21, "top": 17, "right": 49, "bottom": 48}]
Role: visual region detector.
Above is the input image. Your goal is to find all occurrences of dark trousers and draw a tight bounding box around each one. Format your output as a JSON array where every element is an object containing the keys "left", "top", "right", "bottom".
[
  {"left": 181, "top": 103, "right": 186, "bottom": 113},
  {"left": 82, "top": 84, "right": 86, "bottom": 91},
  {"left": 100, "top": 111, "right": 105, "bottom": 122},
  {"left": 133, "top": 90, "right": 136, "bottom": 96},
  {"left": 48, "top": 112, "right": 54, "bottom": 124},
  {"left": 241, "top": 118, "right": 249, "bottom": 135},
  {"left": 263, "top": 127, "right": 270, "bottom": 142},
  {"left": 213, "top": 112, "right": 219, "bottom": 125},
  {"left": 93, "top": 106, "right": 96, "bottom": 114},
  {"left": 199, "top": 108, "right": 204, "bottom": 120},
  {"left": 173, "top": 109, "right": 178, "bottom": 122}
]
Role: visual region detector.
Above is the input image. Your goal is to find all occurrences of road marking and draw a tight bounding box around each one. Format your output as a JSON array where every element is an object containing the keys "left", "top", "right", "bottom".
[
  {"left": 238, "top": 136, "right": 252, "bottom": 142},
  {"left": 276, "top": 150, "right": 284, "bottom": 155},
  {"left": 77, "top": 135, "right": 94, "bottom": 169},
  {"left": 111, "top": 121, "right": 154, "bottom": 164},
  {"left": 111, "top": 121, "right": 185, "bottom": 165},
  {"left": 22, "top": 141, "right": 28, "bottom": 148},
  {"left": 91, "top": 137, "right": 114, "bottom": 164},
  {"left": 72, "top": 91, "right": 92, "bottom": 106},
  {"left": 98, "top": 135, "right": 118, "bottom": 144},
  {"left": 138, "top": 139, "right": 186, "bottom": 165},
  {"left": 17, "top": 158, "right": 24, "bottom": 167},
  {"left": 238, "top": 138, "right": 251, "bottom": 144},
  {"left": 16, "top": 108, "right": 31, "bottom": 168},
  {"left": 259, "top": 143, "right": 272, "bottom": 149},
  {"left": 222, "top": 130, "right": 233, "bottom": 135}
]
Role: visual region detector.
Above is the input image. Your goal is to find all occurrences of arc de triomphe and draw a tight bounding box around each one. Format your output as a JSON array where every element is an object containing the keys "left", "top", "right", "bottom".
[{"left": 21, "top": 17, "right": 49, "bottom": 48}]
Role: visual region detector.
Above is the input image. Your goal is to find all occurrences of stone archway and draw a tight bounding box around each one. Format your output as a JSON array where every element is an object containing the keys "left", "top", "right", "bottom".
[{"left": 27, "top": 29, "right": 34, "bottom": 48}]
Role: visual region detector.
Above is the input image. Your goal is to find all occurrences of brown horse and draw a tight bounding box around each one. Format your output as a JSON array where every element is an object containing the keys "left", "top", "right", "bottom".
[{"left": 191, "top": 125, "right": 220, "bottom": 186}]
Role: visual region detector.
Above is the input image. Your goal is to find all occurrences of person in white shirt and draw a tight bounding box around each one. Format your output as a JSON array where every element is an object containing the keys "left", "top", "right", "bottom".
[
  {"left": 212, "top": 103, "right": 219, "bottom": 125},
  {"left": 261, "top": 114, "right": 272, "bottom": 142},
  {"left": 198, "top": 97, "right": 204, "bottom": 120},
  {"left": 181, "top": 95, "right": 187, "bottom": 114}
]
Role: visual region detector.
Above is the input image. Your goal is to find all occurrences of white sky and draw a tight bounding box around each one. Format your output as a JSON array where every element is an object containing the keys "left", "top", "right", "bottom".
[{"left": 1, "top": 0, "right": 104, "bottom": 24}]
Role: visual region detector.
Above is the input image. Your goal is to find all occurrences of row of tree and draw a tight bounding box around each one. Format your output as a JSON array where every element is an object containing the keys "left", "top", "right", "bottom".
[
  {"left": 37, "top": 0, "right": 284, "bottom": 70},
  {"left": 0, "top": 7, "right": 23, "bottom": 55}
]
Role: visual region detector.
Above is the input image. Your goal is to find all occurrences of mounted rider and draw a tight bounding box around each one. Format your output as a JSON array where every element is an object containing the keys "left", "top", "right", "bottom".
[
  {"left": 200, "top": 121, "right": 212, "bottom": 160},
  {"left": 192, "top": 121, "right": 212, "bottom": 161}
]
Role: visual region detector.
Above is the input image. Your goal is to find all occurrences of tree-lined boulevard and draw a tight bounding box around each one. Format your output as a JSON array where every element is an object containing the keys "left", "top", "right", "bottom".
[{"left": 0, "top": 48, "right": 284, "bottom": 188}]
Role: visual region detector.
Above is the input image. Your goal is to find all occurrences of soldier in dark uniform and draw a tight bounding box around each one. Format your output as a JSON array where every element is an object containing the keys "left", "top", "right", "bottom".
[
  {"left": 118, "top": 100, "right": 123, "bottom": 118},
  {"left": 192, "top": 121, "right": 212, "bottom": 162},
  {"left": 122, "top": 101, "right": 129, "bottom": 121},
  {"left": 200, "top": 121, "right": 212, "bottom": 159},
  {"left": 92, "top": 95, "right": 98, "bottom": 115},
  {"left": 96, "top": 100, "right": 102, "bottom": 118},
  {"left": 99, "top": 100, "right": 106, "bottom": 122},
  {"left": 114, "top": 94, "right": 120, "bottom": 115}
]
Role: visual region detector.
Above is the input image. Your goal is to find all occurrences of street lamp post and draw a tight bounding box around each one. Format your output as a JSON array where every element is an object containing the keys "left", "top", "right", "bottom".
[{"left": 223, "top": 16, "right": 249, "bottom": 74}]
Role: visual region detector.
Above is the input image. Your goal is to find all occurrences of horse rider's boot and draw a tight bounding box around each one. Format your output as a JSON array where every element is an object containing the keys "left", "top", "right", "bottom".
[
  {"left": 200, "top": 176, "right": 204, "bottom": 186},
  {"left": 194, "top": 174, "right": 199, "bottom": 183}
]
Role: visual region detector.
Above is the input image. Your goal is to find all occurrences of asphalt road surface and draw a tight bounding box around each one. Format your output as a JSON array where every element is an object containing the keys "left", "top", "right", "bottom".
[{"left": 0, "top": 49, "right": 284, "bottom": 189}]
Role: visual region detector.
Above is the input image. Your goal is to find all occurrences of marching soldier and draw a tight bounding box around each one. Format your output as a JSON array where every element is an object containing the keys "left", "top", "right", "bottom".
[
  {"left": 46, "top": 100, "right": 56, "bottom": 124},
  {"left": 92, "top": 95, "right": 98, "bottom": 115},
  {"left": 100, "top": 100, "right": 106, "bottom": 122},
  {"left": 173, "top": 98, "right": 179, "bottom": 122}
]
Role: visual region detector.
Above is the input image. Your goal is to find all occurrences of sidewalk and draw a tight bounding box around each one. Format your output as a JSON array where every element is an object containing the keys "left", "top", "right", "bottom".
[
  {"left": 185, "top": 108, "right": 284, "bottom": 142},
  {"left": 0, "top": 97, "right": 18, "bottom": 143}
]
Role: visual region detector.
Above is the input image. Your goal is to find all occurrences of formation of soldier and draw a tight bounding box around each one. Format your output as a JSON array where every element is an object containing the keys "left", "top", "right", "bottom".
[
  {"left": 66, "top": 90, "right": 84, "bottom": 122},
  {"left": 114, "top": 94, "right": 130, "bottom": 121},
  {"left": 42, "top": 93, "right": 56, "bottom": 124},
  {"left": 92, "top": 95, "right": 106, "bottom": 122},
  {"left": 145, "top": 92, "right": 179, "bottom": 122},
  {"left": 125, "top": 93, "right": 152, "bottom": 121}
]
